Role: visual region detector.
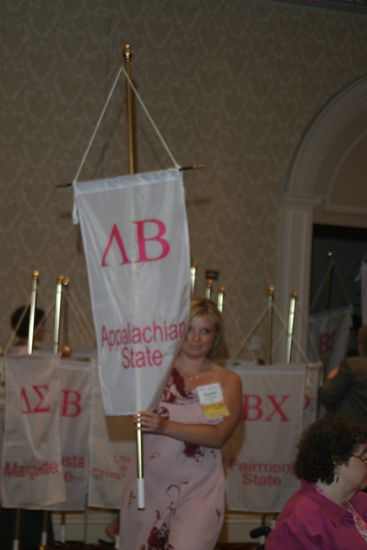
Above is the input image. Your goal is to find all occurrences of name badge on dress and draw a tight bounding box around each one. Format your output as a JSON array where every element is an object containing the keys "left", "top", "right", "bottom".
[{"left": 196, "top": 383, "right": 230, "bottom": 420}]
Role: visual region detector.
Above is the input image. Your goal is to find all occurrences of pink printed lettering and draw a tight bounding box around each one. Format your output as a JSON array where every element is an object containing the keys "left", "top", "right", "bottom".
[
  {"left": 134, "top": 219, "right": 170, "bottom": 263},
  {"left": 20, "top": 386, "right": 50, "bottom": 414},
  {"left": 61, "top": 390, "right": 82, "bottom": 417},
  {"left": 101, "top": 223, "right": 131, "bottom": 267}
]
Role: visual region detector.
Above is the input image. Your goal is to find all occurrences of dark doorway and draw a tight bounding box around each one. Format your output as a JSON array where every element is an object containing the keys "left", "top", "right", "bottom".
[{"left": 310, "top": 224, "right": 367, "bottom": 331}]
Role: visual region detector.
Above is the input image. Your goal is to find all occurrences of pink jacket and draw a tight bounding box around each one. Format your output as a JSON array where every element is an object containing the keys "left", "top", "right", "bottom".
[{"left": 266, "top": 480, "right": 367, "bottom": 549}]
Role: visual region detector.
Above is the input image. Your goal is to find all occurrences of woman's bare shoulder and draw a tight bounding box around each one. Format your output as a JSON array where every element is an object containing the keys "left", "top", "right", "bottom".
[{"left": 212, "top": 362, "right": 242, "bottom": 386}]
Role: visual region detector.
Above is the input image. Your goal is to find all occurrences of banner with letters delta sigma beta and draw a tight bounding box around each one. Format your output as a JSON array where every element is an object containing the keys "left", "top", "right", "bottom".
[{"left": 74, "top": 169, "right": 190, "bottom": 415}]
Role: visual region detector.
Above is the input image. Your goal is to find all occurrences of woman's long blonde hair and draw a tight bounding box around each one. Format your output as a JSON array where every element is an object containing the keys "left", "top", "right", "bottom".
[{"left": 188, "top": 298, "right": 223, "bottom": 359}]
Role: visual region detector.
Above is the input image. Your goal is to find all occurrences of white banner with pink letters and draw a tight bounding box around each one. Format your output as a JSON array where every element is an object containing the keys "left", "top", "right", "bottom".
[
  {"left": 223, "top": 362, "right": 308, "bottom": 513},
  {"left": 308, "top": 306, "right": 352, "bottom": 374},
  {"left": 1, "top": 354, "right": 65, "bottom": 508},
  {"left": 49, "top": 359, "right": 91, "bottom": 511},
  {"left": 74, "top": 169, "right": 190, "bottom": 415},
  {"left": 88, "top": 362, "right": 135, "bottom": 508}
]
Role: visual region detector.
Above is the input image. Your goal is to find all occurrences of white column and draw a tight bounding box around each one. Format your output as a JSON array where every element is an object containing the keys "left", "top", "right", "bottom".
[{"left": 274, "top": 194, "right": 320, "bottom": 363}]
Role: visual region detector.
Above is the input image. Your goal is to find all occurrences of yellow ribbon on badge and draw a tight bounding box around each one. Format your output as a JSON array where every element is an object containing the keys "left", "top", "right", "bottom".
[{"left": 203, "top": 402, "right": 230, "bottom": 420}]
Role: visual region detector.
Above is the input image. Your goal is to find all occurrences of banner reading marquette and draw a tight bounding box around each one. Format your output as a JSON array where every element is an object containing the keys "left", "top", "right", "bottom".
[{"left": 74, "top": 169, "right": 190, "bottom": 415}]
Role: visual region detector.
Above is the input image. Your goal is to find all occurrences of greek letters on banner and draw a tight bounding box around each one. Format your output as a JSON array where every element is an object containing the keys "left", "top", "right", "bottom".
[
  {"left": 223, "top": 362, "right": 307, "bottom": 513},
  {"left": 49, "top": 359, "right": 91, "bottom": 511},
  {"left": 74, "top": 169, "right": 190, "bottom": 415},
  {"left": 88, "top": 362, "right": 135, "bottom": 508},
  {"left": 1, "top": 355, "right": 65, "bottom": 508},
  {"left": 308, "top": 306, "right": 352, "bottom": 373}
]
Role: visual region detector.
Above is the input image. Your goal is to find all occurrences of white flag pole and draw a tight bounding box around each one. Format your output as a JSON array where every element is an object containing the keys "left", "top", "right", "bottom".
[{"left": 27, "top": 270, "right": 40, "bottom": 355}]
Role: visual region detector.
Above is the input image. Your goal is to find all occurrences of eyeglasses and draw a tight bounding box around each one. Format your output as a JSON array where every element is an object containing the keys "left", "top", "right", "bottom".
[{"left": 353, "top": 454, "right": 367, "bottom": 464}]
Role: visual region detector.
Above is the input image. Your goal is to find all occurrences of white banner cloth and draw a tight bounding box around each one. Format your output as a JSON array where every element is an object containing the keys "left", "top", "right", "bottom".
[
  {"left": 1, "top": 354, "right": 65, "bottom": 508},
  {"left": 49, "top": 359, "right": 92, "bottom": 511},
  {"left": 308, "top": 306, "right": 352, "bottom": 373},
  {"left": 88, "top": 362, "right": 135, "bottom": 508},
  {"left": 74, "top": 169, "right": 190, "bottom": 415},
  {"left": 223, "top": 362, "right": 307, "bottom": 513}
]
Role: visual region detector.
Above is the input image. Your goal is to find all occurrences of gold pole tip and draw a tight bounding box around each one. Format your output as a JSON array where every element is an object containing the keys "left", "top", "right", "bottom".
[
  {"left": 123, "top": 43, "right": 133, "bottom": 60},
  {"left": 61, "top": 345, "right": 72, "bottom": 358},
  {"left": 290, "top": 291, "right": 298, "bottom": 299},
  {"left": 218, "top": 285, "right": 225, "bottom": 293},
  {"left": 32, "top": 270, "right": 40, "bottom": 279},
  {"left": 62, "top": 277, "right": 71, "bottom": 287},
  {"left": 57, "top": 275, "right": 64, "bottom": 283},
  {"left": 266, "top": 285, "right": 275, "bottom": 295}
]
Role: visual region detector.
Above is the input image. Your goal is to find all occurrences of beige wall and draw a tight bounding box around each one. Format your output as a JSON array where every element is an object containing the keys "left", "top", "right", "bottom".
[{"left": 1, "top": 0, "right": 367, "bottom": 356}]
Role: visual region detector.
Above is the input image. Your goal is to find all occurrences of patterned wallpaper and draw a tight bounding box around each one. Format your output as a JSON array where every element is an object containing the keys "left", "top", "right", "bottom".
[{"left": 1, "top": 0, "right": 367, "bottom": 358}]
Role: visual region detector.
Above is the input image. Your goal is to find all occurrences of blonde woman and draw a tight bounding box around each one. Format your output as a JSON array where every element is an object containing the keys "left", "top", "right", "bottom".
[{"left": 119, "top": 298, "right": 243, "bottom": 550}]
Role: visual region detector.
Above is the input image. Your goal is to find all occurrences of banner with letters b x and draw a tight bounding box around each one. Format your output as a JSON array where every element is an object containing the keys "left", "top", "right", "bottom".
[{"left": 74, "top": 169, "right": 190, "bottom": 415}]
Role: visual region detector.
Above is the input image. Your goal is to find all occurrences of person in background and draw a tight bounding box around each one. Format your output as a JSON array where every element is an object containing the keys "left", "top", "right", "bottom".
[
  {"left": 118, "top": 298, "right": 243, "bottom": 550},
  {"left": 10, "top": 305, "right": 47, "bottom": 351},
  {"left": 266, "top": 416, "right": 367, "bottom": 549},
  {"left": 319, "top": 325, "right": 367, "bottom": 425},
  {"left": 0, "top": 305, "right": 54, "bottom": 550}
]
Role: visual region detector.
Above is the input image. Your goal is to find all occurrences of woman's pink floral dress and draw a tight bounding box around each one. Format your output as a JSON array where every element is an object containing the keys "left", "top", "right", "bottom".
[{"left": 119, "top": 368, "right": 225, "bottom": 550}]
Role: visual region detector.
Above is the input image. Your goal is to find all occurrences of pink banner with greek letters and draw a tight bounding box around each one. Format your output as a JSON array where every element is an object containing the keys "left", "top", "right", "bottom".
[
  {"left": 74, "top": 169, "right": 190, "bottom": 415},
  {"left": 1, "top": 354, "right": 65, "bottom": 508},
  {"left": 223, "top": 362, "right": 307, "bottom": 513},
  {"left": 88, "top": 362, "right": 135, "bottom": 508}
]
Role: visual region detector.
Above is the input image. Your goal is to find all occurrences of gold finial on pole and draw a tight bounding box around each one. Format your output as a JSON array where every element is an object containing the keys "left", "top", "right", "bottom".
[
  {"left": 285, "top": 291, "right": 298, "bottom": 363},
  {"left": 266, "top": 285, "right": 275, "bottom": 365},
  {"left": 122, "top": 43, "right": 137, "bottom": 175},
  {"left": 27, "top": 270, "right": 40, "bottom": 355},
  {"left": 217, "top": 285, "right": 225, "bottom": 312},
  {"left": 190, "top": 262, "right": 197, "bottom": 296}
]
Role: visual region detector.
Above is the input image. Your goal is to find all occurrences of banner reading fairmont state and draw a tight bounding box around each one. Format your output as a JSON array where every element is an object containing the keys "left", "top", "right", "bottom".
[
  {"left": 223, "top": 362, "right": 307, "bottom": 513},
  {"left": 74, "top": 169, "right": 190, "bottom": 415}
]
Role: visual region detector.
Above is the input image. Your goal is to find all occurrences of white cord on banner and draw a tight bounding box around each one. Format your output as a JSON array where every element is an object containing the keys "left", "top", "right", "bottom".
[
  {"left": 221, "top": 300, "right": 258, "bottom": 361},
  {"left": 297, "top": 296, "right": 321, "bottom": 361},
  {"left": 310, "top": 260, "right": 352, "bottom": 313},
  {"left": 334, "top": 266, "right": 352, "bottom": 306},
  {"left": 71, "top": 63, "right": 182, "bottom": 179},
  {"left": 120, "top": 63, "right": 180, "bottom": 170},
  {"left": 62, "top": 291, "right": 96, "bottom": 344},
  {"left": 309, "top": 262, "right": 333, "bottom": 313},
  {"left": 232, "top": 306, "right": 268, "bottom": 361},
  {"left": 72, "top": 67, "right": 123, "bottom": 187}
]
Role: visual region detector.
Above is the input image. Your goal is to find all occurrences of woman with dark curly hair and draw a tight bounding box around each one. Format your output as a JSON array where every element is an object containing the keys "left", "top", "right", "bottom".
[{"left": 266, "top": 416, "right": 367, "bottom": 549}]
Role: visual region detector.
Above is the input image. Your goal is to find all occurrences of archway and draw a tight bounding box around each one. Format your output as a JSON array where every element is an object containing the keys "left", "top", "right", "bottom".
[{"left": 275, "top": 75, "right": 367, "bottom": 361}]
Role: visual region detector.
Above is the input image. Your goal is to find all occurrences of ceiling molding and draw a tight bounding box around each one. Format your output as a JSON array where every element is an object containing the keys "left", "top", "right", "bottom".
[{"left": 262, "top": 0, "right": 367, "bottom": 15}]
